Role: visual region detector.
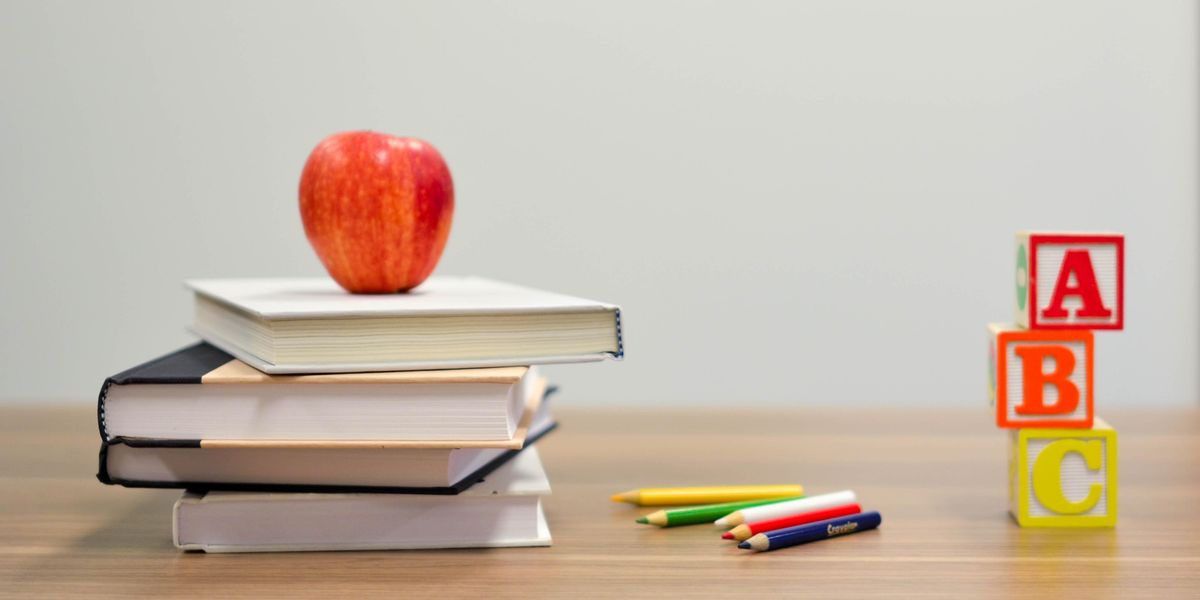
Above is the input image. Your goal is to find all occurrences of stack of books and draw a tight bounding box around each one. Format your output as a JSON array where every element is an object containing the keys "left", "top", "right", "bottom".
[{"left": 96, "top": 276, "right": 622, "bottom": 552}]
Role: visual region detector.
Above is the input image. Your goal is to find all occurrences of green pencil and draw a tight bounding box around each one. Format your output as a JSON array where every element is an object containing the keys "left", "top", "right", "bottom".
[{"left": 635, "top": 496, "right": 804, "bottom": 527}]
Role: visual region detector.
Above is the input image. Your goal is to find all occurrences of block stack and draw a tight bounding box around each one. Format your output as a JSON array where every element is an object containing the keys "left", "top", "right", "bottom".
[{"left": 988, "top": 232, "right": 1123, "bottom": 527}]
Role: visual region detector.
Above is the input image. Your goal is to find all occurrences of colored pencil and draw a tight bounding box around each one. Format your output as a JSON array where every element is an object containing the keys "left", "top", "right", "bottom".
[
  {"left": 723, "top": 502, "right": 862, "bottom": 541},
  {"left": 738, "top": 511, "right": 882, "bottom": 552},
  {"left": 714, "top": 490, "right": 856, "bottom": 527},
  {"left": 636, "top": 496, "right": 804, "bottom": 527},
  {"left": 610, "top": 484, "right": 804, "bottom": 506}
]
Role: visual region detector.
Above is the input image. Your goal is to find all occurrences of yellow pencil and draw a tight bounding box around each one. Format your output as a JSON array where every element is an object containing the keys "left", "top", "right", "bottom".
[{"left": 610, "top": 485, "right": 804, "bottom": 506}]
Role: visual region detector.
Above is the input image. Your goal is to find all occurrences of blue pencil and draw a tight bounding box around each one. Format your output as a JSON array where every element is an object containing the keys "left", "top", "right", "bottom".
[{"left": 737, "top": 511, "right": 882, "bottom": 552}]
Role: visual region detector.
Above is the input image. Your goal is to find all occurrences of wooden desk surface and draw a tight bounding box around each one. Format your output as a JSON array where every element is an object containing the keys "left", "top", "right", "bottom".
[{"left": 1, "top": 405, "right": 1198, "bottom": 598}]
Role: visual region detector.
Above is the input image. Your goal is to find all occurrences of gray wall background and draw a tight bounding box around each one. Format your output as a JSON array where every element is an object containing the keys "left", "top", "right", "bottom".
[{"left": 1, "top": 0, "right": 1196, "bottom": 406}]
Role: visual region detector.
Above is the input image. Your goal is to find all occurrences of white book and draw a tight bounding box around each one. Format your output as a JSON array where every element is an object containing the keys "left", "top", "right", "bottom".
[
  {"left": 187, "top": 276, "right": 623, "bottom": 374},
  {"left": 173, "top": 448, "right": 553, "bottom": 553},
  {"left": 100, "top": 343, "right": 545, "bottom": 442},
  {"left": 104, "top": 400, "right": 556, "bottom": 491}
]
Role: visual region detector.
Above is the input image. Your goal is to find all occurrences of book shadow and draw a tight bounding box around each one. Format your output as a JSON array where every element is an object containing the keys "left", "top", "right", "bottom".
[
  {"left": 9, "top": 495, "right": 177, "bottom": 596},
  {"left": 72, "top": 495, "right": 178, "bottom": 552}
]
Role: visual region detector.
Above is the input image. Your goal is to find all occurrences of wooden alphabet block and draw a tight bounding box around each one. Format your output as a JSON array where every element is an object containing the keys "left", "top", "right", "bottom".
[
  {"left": 989, "top": 324, "right": 1093, "bottom": 429},
  {"left": 1008, "top": 419, "right": 1117, "bottom": 527},
  {"left": 1014, "top": 232, "right": 1124, "bottom": 330}
]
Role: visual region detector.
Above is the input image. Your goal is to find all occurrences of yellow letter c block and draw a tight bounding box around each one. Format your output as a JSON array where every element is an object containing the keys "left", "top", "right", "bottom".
[
  {"left": 1009, "top": 418, "right": 1117, "bottom": 527},
  {"left": 1032, "top": 439, "right": 1103, "bottom": 514}
]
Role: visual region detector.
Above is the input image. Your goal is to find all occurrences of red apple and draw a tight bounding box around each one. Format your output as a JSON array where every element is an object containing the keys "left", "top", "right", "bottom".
[{"left": 299, "top": 131, "right": 454, "bottom": 293}]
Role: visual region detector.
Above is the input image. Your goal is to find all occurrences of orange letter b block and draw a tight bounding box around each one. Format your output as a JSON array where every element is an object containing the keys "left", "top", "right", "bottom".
[{"left": 988, "top": 324, "right": 1093, "bottom": 429}]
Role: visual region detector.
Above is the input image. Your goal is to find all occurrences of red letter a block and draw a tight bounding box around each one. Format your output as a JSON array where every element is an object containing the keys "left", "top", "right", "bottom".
[
  {"left": 1014, "top": 232, "right": 1124, "bottom": 330},
  {"left": 989, "top": 324, "right": 1094, "bottom": 429}
]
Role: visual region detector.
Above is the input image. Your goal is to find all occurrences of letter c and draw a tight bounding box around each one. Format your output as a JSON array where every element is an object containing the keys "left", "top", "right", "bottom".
[{"left": 1032, "top": 439, "right": 1104, "bottom": 514}]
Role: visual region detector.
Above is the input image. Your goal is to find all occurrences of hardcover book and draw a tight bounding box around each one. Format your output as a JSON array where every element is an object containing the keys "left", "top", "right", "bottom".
[
  {"left": 98, "top": 393, "right": 557, "bottom": 494},
  {"left": 187, "top": 276, "right": 623, "bottom": 374},
  {"left": 98, "top": 343, "right": 543, "bottom": 443},
  {"left": 173, "top": 447, "right": 553, "bottom": 552}
]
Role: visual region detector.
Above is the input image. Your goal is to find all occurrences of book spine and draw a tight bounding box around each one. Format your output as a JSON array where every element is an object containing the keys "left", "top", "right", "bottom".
[
  {"left": 96, "top": 378, "right": 114, "bottom": 441},
  {"left": 614, "top": 308, "right": 625, "bottom": 359}
]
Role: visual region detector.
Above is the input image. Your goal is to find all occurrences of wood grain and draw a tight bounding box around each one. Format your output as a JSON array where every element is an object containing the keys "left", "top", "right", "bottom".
[{"left": 1, "top": 405, "right": 1198, "bottom": 599}]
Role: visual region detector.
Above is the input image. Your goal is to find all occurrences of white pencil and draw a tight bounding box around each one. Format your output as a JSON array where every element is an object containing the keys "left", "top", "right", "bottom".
[{"left": 714, "top": 490, "right": 858, "bottom": 528}]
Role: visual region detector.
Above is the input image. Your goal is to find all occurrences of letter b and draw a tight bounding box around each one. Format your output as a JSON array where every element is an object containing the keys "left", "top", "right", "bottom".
[{"left": 1013, "top": 345, "right": 1079, "bottom": 416}]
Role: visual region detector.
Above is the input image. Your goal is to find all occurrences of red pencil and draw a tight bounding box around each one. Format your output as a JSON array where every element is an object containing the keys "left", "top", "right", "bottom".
[{"left": 722, "top": 502, "right": 863, "bottom": 541}]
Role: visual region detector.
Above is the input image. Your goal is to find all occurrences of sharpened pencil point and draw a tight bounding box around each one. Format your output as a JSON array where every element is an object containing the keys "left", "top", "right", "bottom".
[
  {"left": 728, "top": 524, "right": 752, "bottom": 541},
  {"left": 721, "top": 531, "right": 733, "bottom": 540},
  {"left": 738, "top": 541, "right": 751, "bottom": 550},
  {"left": 635, "top": 516, "right": 648, "bottom": 524},
  {"left": 611, "top": 491, "right": 637, "bottom": 504},
  {"left": 714, "top": 517, "right": 729, "bottom": 528}
]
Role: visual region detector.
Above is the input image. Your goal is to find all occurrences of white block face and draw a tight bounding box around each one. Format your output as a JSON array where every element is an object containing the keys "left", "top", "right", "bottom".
[
  {"left": 1025, "top": 435, "right": 1110, "bottom": 518},
  {"left": 1003, "top": 340, "right": 1089, "bottom": 425},
  {"left": 1033, "top": 242, "right": 1120, "bottom": 328},
  {"left": 1007, "top": 432, "right": 1020, "bottom": 514},
  {"left": 988, "top": 334, "right": 997, "bottom": 407}
]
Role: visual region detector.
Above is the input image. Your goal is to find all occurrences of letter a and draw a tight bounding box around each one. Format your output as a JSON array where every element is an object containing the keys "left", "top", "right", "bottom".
[
  {"left": 1041, "top": 250, "right": 1112, "bottom": 319},
  {"left": 1013, "top": 345, "right": 1079, "bottom": 415}
]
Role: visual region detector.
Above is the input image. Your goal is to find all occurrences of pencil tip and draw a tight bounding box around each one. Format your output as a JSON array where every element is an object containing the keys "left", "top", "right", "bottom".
[
  {"left": 714, "top": 518, "right": 728, "bottom": 528},
  {"left": 737, "top": 541, "right": 751, "bottom": 550},
  {"left": 611, "top": 491, "right": 636, "bottom": 503},
  {"left": 635, "top": 517, "right": 648, "bottom": 524},
  {"left": 721, "top": 532, "right": 733, "bottom": 540}
]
